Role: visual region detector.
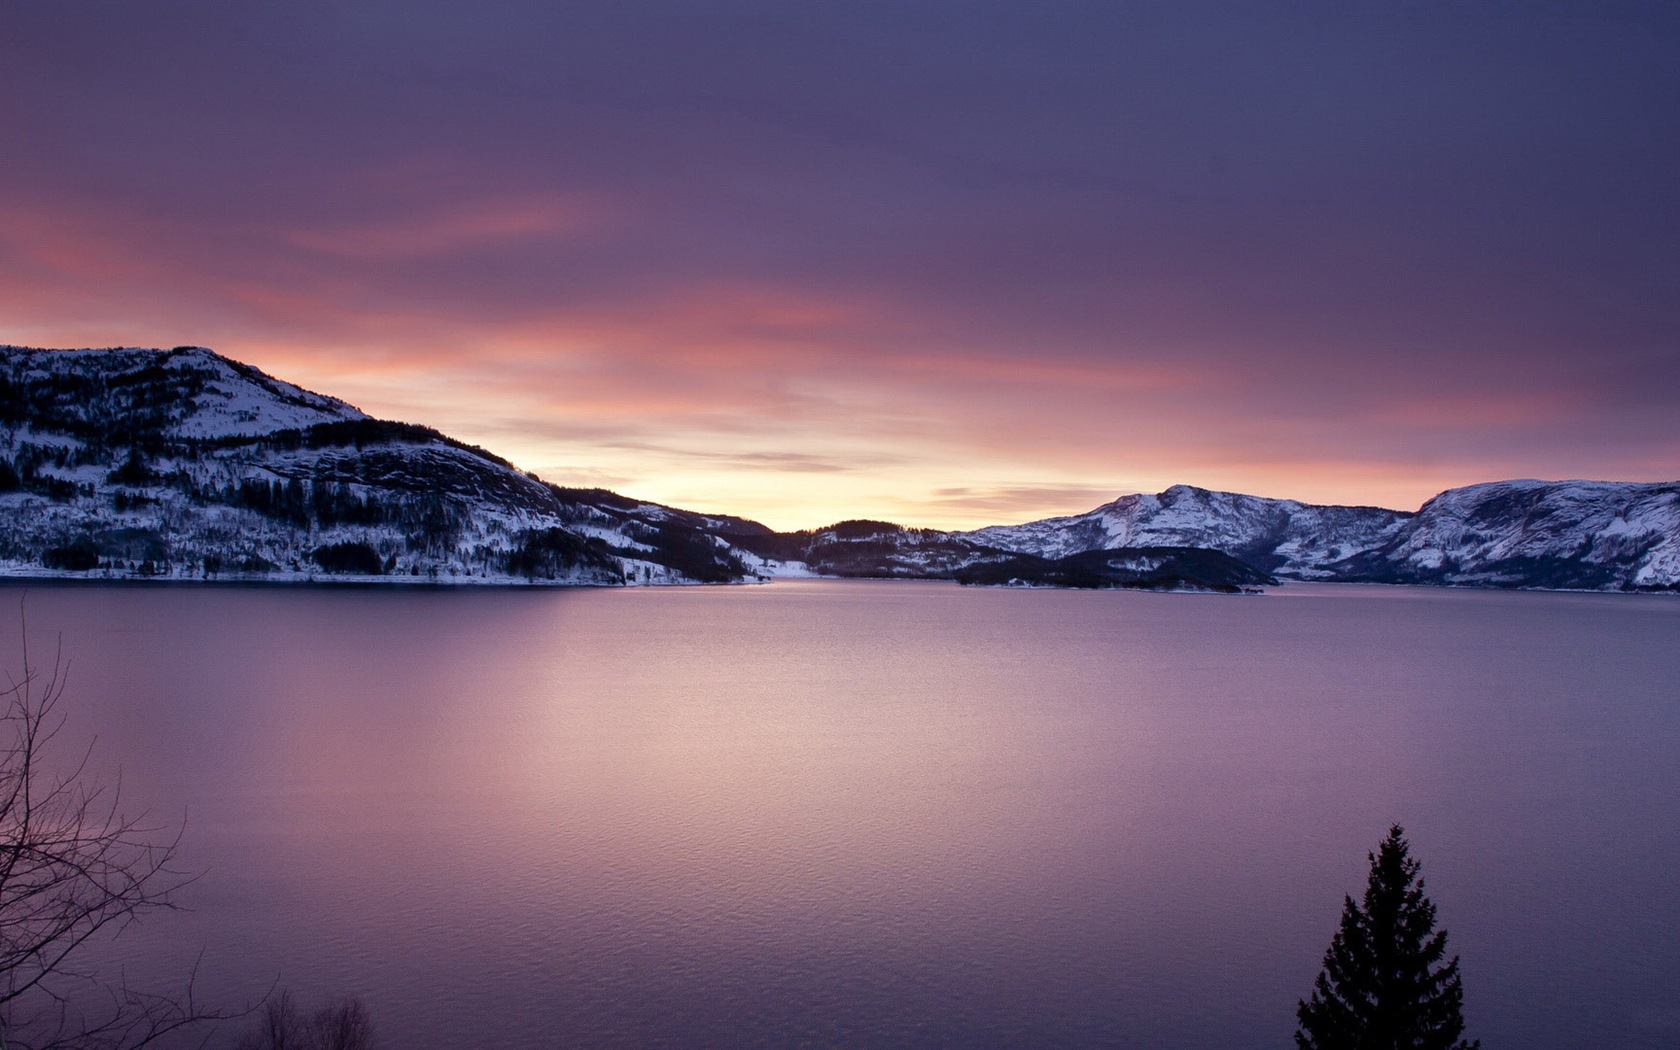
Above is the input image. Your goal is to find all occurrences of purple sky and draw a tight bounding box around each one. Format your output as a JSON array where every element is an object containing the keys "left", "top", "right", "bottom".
[{"left": 3, "top": 0, "right": 1676, "bottom": 528}]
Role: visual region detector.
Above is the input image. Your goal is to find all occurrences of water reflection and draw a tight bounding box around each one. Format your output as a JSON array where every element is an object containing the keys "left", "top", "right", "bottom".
[{"left": 0, "top": 581, "right": 1676, "bottom": 1048}]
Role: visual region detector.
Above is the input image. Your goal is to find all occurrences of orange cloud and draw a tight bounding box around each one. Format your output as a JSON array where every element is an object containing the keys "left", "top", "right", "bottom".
[{"left": 0, "top": 188, "right": 1666, "bottom": 533}]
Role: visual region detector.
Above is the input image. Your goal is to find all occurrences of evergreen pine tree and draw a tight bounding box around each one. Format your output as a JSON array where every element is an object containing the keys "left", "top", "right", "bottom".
[{"left": 1296, "top": 825, "right": 1479, "bottom": 1050}]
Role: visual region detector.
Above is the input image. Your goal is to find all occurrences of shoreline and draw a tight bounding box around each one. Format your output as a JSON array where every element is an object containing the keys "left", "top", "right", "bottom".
[{"left": 0, "top": 569, "right": 1672, "bottom": 598}]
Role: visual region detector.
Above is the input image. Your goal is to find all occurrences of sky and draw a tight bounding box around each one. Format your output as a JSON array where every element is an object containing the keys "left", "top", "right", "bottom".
[{"left": 2, "top": 0, "right": 1677, "bottom": 530}]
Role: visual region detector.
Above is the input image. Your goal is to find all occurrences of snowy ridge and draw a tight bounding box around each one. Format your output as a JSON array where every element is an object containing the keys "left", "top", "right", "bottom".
[
  {"left": 1, "top": 346, "right": 1672, "bottom": 593},
  {"left": 1354, "top": 479, "right": 1680, "bottom": 589},
  {"left": 157, "top": 347, "right": 367, "bottom": 438},
  {"left": 2, "top": 345, "right": 366, "bottom": 439},
  {"left": 970, "top": 485, "right": 1410, "bottom": 577},
  {"left": 962, "top": 480, "right": 1679, "bottom": 591},
  {"left": 0, "top": 346, "right": 761, "bottom": 586}
]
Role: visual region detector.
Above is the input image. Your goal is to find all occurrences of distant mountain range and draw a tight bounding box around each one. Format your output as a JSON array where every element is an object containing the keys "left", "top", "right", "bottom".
[
  {"left": 971, "top": 480, "right": 1680, "bottom": 590},
  {"left": 1, "top": 345, "right": 1675, "bottom": 593}
]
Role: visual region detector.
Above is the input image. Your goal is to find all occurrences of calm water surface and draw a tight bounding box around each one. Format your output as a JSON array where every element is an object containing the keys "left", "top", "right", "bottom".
[{"left": 2, "top": 580, "right": 1677, "bottom": 1048}]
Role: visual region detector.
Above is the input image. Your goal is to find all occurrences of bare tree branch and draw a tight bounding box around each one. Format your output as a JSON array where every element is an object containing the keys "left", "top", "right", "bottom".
[{"left": 0, "top": 607, "right": 238, "bottom": 1050}]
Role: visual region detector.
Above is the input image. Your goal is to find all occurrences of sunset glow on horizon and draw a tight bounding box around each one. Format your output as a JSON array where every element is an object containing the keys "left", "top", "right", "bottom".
[{"left": 3, "top": 1, "right": 1676, "bottom": 531}]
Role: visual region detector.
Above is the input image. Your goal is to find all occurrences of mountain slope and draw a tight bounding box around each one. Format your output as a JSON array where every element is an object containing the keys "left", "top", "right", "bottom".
[
  {"left": 2, "top": 346, "right": 1673, "bottom": 593},
  {"left": 1, "top": 345, "right": 366, "bottom": 440},
  {"left": 961, "top": 480, "right": 1679, "bottom": 591},
  {"left": 952, "top": 546, "right": 1275, "bottom": 593},
  {"left": 968, "top": 484, "right": 1410, "bottom": 577},
  {"left": 725, "top": 520, "right": 1009, "bottom": 579},
  {"left": 1330, "top": 479, "right": 1680, "bottom": 589},
  {"left": 0, "top": 346, "right": 759, "bottom": 585}
]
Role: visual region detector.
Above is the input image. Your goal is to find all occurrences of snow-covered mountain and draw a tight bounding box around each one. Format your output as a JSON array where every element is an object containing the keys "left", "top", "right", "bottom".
[
  {"left": 963, "top": 481, "right": 1679, "bottom": 591},
  {"left": 29, "top": 345, "right": 369, "bottom": 439},
  {"left": 726, "top": 520, "right": 1006, "bottom": 579},
  {"left": 2, "top": 345, "right": 1673, "bottom": 592},
  {"left": 722, "top": 518, "right": 1274, "bottom": 592},
  {"left": 1334, "top": 479, "right": 1680, "bottom": 589},
  {"left": 0, "top": 345, "right": 765, "bottom": 585},
  {"left": 969, "top": 484, "right": 1411, "bottom": 577}
]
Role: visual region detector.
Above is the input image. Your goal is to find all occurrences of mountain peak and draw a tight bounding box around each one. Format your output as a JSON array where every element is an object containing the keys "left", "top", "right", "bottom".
[
  {"left": 0, "top": 345, "right": 1674, "bottom": 592},
  {"left": 0, "top": 344, "right": 758, "bottom": 586},
  {"left": 0, "top": 344, "right": 366, "bottom": 441}
]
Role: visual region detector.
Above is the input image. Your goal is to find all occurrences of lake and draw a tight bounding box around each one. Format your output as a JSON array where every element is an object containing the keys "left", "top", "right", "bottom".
[{"left": 1, "top": 579, "right": 1676, "bottom": 1048}]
